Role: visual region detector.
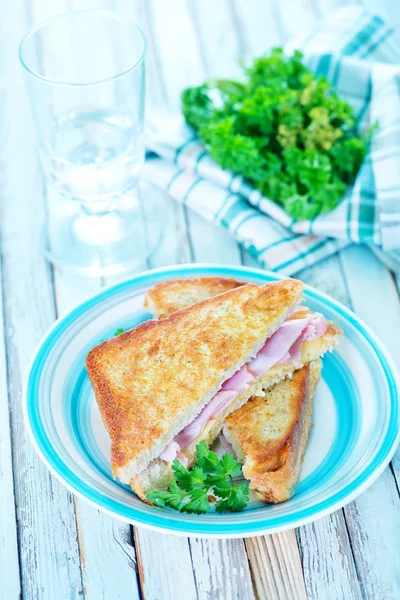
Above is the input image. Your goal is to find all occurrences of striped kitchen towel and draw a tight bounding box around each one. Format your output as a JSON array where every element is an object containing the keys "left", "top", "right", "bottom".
[{"left": 143, "top": 5, "right": 400, "bottom": 275}]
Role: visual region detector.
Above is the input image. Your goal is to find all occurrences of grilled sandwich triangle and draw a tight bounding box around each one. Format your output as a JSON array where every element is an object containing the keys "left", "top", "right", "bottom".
[
  {"left": 126, "top": 277, "right": 340, "bottom": 502},
  {"left": 87, "top": 279, "right": 305, "bottom": 484}
]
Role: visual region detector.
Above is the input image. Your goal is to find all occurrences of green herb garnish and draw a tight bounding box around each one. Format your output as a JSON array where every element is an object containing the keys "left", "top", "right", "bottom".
[
  {"left": 181, "top": 48, "right": 374, "bottom": 221},
  {"left": 145, "top": 441, "right": 249, "bottom": 514},
  {"left": 114, "top": 328, "right": 125, "bottom": 336}
]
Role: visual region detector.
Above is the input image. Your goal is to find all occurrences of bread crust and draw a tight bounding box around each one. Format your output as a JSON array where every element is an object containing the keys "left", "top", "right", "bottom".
[
  {"left": 86, "top": 279, "right": 304, "bottom": 481},
  {"left": 145, "top": 277, "right": 244, "bottom": 317},
  {"left": 225, "top": 360, "right": 322, "bottom": 503}
]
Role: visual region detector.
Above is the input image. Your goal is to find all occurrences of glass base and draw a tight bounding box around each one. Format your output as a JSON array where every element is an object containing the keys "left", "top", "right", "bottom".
[{"left": 44, "top": 181, "right": 167, "bottom": 277}]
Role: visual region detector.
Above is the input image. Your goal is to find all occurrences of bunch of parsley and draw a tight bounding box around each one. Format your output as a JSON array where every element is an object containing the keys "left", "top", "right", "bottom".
[
  {"left": 181, "top": 48, "right": 372, "bottom": 221},
  {"left": 146, "top": 441, "right": 249, "bottom": 514}
]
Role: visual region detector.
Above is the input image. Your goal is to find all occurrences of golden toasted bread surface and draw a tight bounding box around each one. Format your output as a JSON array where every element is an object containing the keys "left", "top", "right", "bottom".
[
  {"left": 144, "top": 277, "right": 244, "bottom": 317},
  {"left": 145, "top": 277, "right": 341, "bottom": 346},
  {"left": 133, "top": 360, "right": 322, "bottom": 503},
  {"left": 86, "top": 279, "right": 304, "bottom": 480},
  {"left": 130, "top": 339, "right": 336, "bottom": 500},
  {"left": 226, "top": 363, "right": 311, "bottom": 463},
  {"left": 225, "top": 360, "right": 322, "bottom": 503}
]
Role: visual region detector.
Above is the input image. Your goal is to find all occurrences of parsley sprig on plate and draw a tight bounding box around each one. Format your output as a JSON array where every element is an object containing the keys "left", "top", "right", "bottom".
[
  {"left": 145, "top": 441, "right": 249, "bottom": 514},
  {"left": 182, "top": 48, "right": 374, "bottom": 221}
]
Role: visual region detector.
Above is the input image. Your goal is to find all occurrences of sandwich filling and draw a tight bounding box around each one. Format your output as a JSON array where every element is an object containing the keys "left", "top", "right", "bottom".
[{"left": 159, "top": 308, "right": 327, "bottom": 463}]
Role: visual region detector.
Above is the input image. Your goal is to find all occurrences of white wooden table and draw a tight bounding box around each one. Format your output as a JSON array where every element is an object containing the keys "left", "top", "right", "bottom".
[{"left": 1, "top": 1, "right": 400, "bottom": 598}]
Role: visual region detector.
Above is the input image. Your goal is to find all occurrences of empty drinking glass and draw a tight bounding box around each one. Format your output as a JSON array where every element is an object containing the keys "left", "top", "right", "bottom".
[{"left": 20, "top": 10, "right": 162, "bottom": 275}]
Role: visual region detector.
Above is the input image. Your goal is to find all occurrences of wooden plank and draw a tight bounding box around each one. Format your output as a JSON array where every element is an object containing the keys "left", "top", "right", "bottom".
[
  {"left": 51, "top": 233, "right": 145, "bottom": 599},
  {"left": 274, "top": 0, "right": 318, "bottom": 43},
  {"left": 145, "top": 0, "right": 205, "bottom": 110},
  {"left": 229, "top": 0, "right": 284, "bottom": 58},
  {"left": 50, "top": 225, "right": 147, "bottom": 600},
  {"left": 186, "top": 209, "right": 242, "bottom": 265},
  {"left": 298, "top": 514, "right": 362, "bottom": 600},
  {"left": 339, "top": 246, "right": 400, "bottom": 369},
  {"left": 0, "top": 0, "right": 84, "bottom": 593},
  {"left": 189, "top": 0, "right": 243, "bottom": 79},
  {"left": 75, "top": 501, "right": 141, "bottom": 600},
  {"left": 136, "top": 0, "right": 194, "bottom": 267},
  {"left": 53, "top": 272, "right": 104, "bottom": 315},
  {"left": 297, "top": 253, "right": 353, "bottom": 307},
  {"left": 134, "top": 530, "right": 198, "bottom": 600},
  {"left": 189, "top": 538, "right": 254, "bottom": 600},
  {"left": 313, "top": 0, "right": 347, "bottom": 19},
  {"left": 295, "top": 254, "right": 365, "bottom": 599},
  {"left": 0, "top": 265, "right": 21, "bottom": 598},
  {"left": 338, "top": 245, "right": 400, "bottom": 600},
  {"left": 116, "top": 0, "right": 168, "bottom": 119},
  {"left": 0, "top": 2, "right": 20, "bottom": 596},
  {"left": 245, "top": 531, "right": 307, "bottom": 600},
  {"left": 343, "top": 470, "right": 400, "bottom": 600},
  {"left": 143, "top": 183, "right": 181, "bottom": 269}
]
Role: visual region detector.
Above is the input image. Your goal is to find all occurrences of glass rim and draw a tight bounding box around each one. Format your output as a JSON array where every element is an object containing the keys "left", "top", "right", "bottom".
[{"left": 19, "top": 9, "right": 147, "bottom": 87}]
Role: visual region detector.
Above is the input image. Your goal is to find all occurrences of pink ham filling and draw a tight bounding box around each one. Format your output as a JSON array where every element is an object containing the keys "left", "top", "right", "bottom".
[{"left": 159, "top": 310, "right": 327, "bottom": 463}]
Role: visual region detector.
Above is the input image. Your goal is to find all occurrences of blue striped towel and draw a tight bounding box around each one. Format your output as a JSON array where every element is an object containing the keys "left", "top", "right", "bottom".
[{"left": 143, "top": 6, "right": 400, "bottom": 275}]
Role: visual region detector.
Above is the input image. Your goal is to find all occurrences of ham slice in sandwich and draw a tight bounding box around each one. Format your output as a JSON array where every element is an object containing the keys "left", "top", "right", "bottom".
[{"left": 159, "top": 309, "right": 327, "bottom": 464}]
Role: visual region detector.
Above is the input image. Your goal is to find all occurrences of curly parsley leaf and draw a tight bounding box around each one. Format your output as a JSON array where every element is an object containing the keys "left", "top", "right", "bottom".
[
  {"left": 215, "top": 483, "right": 250, "bottom": 513},
  {"left": 180, "top": 488, "right": 211, "bottom": 514},
  {"left": 146, "top": 443, "right": 249, "bottom": 515},
  {"left": 145, "top": 480, "right": 187, "bottom": 511},
  {"left": 196, "top": 440, "right": 219, "bottom": 471},
  {"left": 215, "top": 453, "right": 242, "bottom": 478},
  {"left": 181, "top": 84, "right": 214, "bottom": 132},
  {"left": 213, "top": 478, "right": 231, "bottom": 498},
  {"left": 181, "top": 47, "right": 374, "bottom": 221},
  {"left": 172, "top": 460, "right": 207, "bottom": 492}
]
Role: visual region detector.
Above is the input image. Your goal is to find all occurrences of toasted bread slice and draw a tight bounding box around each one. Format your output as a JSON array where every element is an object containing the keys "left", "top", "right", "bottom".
[
  {"left": 130, "top": 339, "right": 334, "bottom": 500},
  {"left": 86, "top": 279, "right": 304, "bottom": 483},
  {"left": 145, "top": 277, "right": 244, "bottom": 317},
  {"left": 132, "top": 278, "right": 339, "bottom": 502},
  {"left": 224, "top": 360, "right": 321, "bottom": 503}
]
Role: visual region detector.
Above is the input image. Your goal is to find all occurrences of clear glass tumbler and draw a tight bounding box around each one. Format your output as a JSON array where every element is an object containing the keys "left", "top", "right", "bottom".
[{"left": 20, "top": 10, "right": 160, "bottom": 276}]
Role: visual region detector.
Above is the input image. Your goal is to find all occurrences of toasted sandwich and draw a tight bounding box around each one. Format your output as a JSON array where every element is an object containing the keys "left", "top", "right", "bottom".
[
  {"left": 137, "top": 277, "right": 338, "bottom": 503},
  {"left": 86, "top": 279, "right": 336, "bottom": 495},
  {"left": 224, "top": 359, "right": 321, "bottom": 503}
]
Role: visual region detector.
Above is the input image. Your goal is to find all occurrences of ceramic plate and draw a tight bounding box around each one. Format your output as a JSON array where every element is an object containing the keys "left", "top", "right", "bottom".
[{"left": 24, "top": 264, "right": 400, "bottom": 538}]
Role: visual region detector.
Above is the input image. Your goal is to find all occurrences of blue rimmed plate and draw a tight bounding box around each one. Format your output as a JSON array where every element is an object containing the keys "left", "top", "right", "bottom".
[{"left": 24, "top": 264, "right": 400, "bottom": 538}]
